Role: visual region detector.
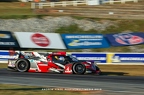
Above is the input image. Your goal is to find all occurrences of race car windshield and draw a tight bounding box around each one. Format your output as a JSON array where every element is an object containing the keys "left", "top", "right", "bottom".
[
  {"left": 52, "top": 55, "right": 65, "bottom": 63},
  {"left": 67, "top": 55, "right": 78, "bottom": 62}
]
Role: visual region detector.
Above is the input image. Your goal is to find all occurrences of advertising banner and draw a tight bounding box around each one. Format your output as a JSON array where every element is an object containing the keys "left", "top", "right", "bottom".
[
  {"left": 1, "top": 50, "right": 144, "bottom": 64},
  {"left": 14, "top": 32, "right": 66, "bottom": 49},
  {"left": 105, "top": 32, "right": 144, "bottom": 46},
  {"left": 0, "top": 51, "right": 16, "bottom": 62},
  {"left": 61, "top": 34, "right": 110, "bottom": 49},
  {"left": 0, "top": 31, "right": 19, "bottom": 48},
  {"left": 107, "top": 53, "right": 144, "bottom": 63},
  {"left": 71, "top": 53, "right": 107, "bottom": 63}
]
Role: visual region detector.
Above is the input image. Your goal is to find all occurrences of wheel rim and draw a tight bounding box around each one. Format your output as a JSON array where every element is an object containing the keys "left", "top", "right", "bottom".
[
  {"left": 75, "top": 64, "right": 85, "bottom": 73},
  {"left": 18, "top": 61, "right": 27, "bottom": 70}
]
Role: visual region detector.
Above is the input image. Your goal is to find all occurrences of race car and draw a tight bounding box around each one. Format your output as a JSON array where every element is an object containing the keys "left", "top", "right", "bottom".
[{"left": 8, "top": 51, "right": 101, "bottom": 75}]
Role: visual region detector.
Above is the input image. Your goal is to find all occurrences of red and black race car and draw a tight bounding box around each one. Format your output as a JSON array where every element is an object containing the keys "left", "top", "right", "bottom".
[{"left": 8, "top": 51, "right": 101, "bottom": 75}]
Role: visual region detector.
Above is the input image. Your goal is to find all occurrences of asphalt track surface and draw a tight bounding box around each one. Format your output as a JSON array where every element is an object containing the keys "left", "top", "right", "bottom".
[{"left": 0, "top": 68, "right": 144, "bottom": 95}]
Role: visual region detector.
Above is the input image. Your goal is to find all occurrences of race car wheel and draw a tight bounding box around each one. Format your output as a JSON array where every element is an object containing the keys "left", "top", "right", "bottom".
[
  {"left": 72, "top": 63, "right": 86, "bottom": 74},
  {"left": 15, "top": 59, "right": 30, "bottom": 72}
]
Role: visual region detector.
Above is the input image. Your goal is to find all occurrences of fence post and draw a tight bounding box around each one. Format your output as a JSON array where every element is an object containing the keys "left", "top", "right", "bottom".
[
  {"left": 109, "top": 0, "right": 114, "bottom": 4},
  {"left": 134, "top": 0, "right": 138, "bottom": 3},
  {"left": 121, "top": 0, "right": 125, "bottom": 4},
  {"left": 39, "top": 3, "right": 43, "bottom": 9},
  {"left": 85, "top": 0, "right": 88, "bottom": 5},
  {"left": 62, "top": 1, "right": 66, "bottom": 7},
  {"left": 31, "top": 2, "right": 36, "bottom": 9},
  {"left": 50, "top": 2, "right": 55, "bottom": 7},
  {"left": 73, "top": 1, "right": 77, "bottom": 6}
]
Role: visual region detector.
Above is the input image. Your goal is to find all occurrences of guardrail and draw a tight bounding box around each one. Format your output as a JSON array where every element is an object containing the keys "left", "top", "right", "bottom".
[
  {"left": 31, "top": 0, "right": 139, "bottom": 9},
  {"left": 31, "top": 0, "right": 87, "bottom": 9},
  {"left": 102, "top": 0, "right": 138, "bottom": 4}
]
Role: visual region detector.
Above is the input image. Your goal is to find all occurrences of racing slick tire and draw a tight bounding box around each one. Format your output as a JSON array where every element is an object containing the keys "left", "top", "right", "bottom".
[
  {"left": 15, "top": 59, "right": 30, "bottom": 72},
  {"left": 72, "top": 63, "right": 86, "bottom": 74}
]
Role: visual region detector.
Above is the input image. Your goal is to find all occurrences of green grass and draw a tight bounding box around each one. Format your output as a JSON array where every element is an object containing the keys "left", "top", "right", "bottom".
[
  {"left": 0, "top": 63, "right": 7, "bottom": 68},
  {"left": 0, "top": 83, "right": 103, "bottom": 95},
  {"left": 99, "top": 65, "right": 144, "bottom": 76},
  {"left": 55, "top": 19, "right": 144, "bottom": 34},
  {"left": 0, "top": 84, "right": 85, "bottom": 95},
  {"left": 0, "top": 2, "right": 44, "bottom": 19}
]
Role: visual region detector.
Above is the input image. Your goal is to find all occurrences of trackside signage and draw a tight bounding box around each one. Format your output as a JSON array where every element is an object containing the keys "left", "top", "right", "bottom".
[
  {"left": 105, "top": 32, "right": 144, "bottom": 46},
  {"left": 0, "top": 51, "right": 16, "bottom": 62},
  {"left": 1, "top": 51, "right": 144, "bottom": 64},
  {"left": 61, "top": 34, "right": 110, "bottom": 49},
  {"left": 0, "top": 31, "right": 19, "bottom": 48},
  {"left": 14, "top": 32, "right": 66, "bottom": 49},
  {"left": 71, "top": 53, "right": 107, "bottom": 63},
  {"left": 107, "top": 53, "right": 144, "bottom": 63}
]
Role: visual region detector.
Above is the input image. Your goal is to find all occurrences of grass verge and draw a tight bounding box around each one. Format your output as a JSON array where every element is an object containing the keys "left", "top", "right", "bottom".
[
  {"left": 99, "top": 65, "right": 144, "bottom": 76},
  {"left": 0, "top": 84, "right": 87, "bottom": 95}
]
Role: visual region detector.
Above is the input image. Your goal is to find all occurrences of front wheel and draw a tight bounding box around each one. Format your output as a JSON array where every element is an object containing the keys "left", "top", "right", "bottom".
[
  {"left": 15, "top": 59, "right": 30, "bottom": 72},
  {"left": 72, "top": 63, "right": 86, "bottom": 74}
]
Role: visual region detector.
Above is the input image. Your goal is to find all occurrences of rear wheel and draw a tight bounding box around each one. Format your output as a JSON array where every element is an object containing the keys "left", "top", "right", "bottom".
[
  {"left": 15, "top": 59, "right": 30, "bottom": 72},
  {"left": 72, "top": 63, "right": 86, "bottom": 74}
]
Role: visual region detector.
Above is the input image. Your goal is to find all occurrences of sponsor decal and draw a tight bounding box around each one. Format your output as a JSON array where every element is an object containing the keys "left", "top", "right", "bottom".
[
  {"left": 0, "top": 42, "right": 15, "bottom": 45},
  {"left": 55, "top": 62, "right": 65, "bottom": 68},
  {"left": 31, "top": 33, "right": 50, "bottom": 47},
  {"left": 0, "top": 31, "right": 19, "bottom": 48},
  {"left": 14, "top": 32, "right": 66, "bottom": 49},
  {"left": 77, "top": 57, "right": 106, "bottom": 60},
  {"left": 71, "top": 53, "right": 107, "bottom": 63},
  {"left": 8, "top": 60, "right": 16, "bottom": 67},
  {"left": 68, "top": 40, "right": 102, "bottom": 46},
  {"left": 49, "top": 68, "right": 60, "bottom": 73},
  {"left": 61, "top": 34, "right": 110, "bottom": 49},
  {"left": 107, "top": 53, "right": 144, "bottom": 63},
  {"left": 0, "top": 34, "right": 10, "bottom": 38},
  {"left": 105, "top": 32, "right": 144, "bottom": 46},
  {"left": 65, "top": 66, "right": 72, "bottom": 73},
  {"left": 0, "top": 55, "right": 16, "bottom": 59},
  {"left": 115, "top": 33, "right": 143, "bottom": 45},
  {"left": 38, "top": 64, "right": 48, "bottom": 66}
]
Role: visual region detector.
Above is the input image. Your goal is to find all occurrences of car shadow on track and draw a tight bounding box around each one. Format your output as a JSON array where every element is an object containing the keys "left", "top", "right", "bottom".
[{"left": 100, "top": 72, "right": 128, "bottom": 76}]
